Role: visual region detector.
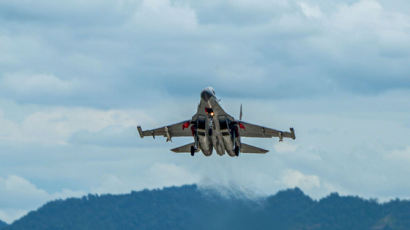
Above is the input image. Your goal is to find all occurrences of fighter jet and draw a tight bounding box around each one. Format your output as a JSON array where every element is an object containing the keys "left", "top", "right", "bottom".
[{"left": 137, "top": 87, "right": 295, "bottom": 157}]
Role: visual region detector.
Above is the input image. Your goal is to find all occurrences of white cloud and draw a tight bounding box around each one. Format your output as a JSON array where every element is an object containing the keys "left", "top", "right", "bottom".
[
  {"left": 0, "top": 175, "right": 49, "bottom": 206},
  {"left": 91, "top": 163, "right": 200, "bottom": 195},
  {"left": 274, "top": 142, "right": 298, "bottom": 153},
  {"left": 298, "top": 2, "right": 322, "bottom": 19},
  {"left": 92, "top": 175, "right": 131, "bottom": 194},
  {"left": 0, "top": 209, "right": 27, "bottom": 225},
  {"left": 1, "top": 73, "right": 76, "bottom": 95},
  {"left": 0, "top": 105, "right": 152, "bottom": 145},
  {"left": 0, "top": 175, "right": 85, "bottom": 223},
  {"left": 323, "top": 0, "right": 410, "bottom": 54},
  {"left": 147, "top": 163, "right": 200, "bottom": 187},
  {"left": 133, "top": 0, "right": 198, "bottom": 31},
  {"left": 2, "top": 175, "right": 48, "bottom": 198},
  {"left": 0, "top": 111, "right": 19, "bottom": 142},
  {"left": 385, "top": 146, "right": 410, "bottom": 161},
  {"left": 281, "top": 169, "right": 320, "bottom": 191}
]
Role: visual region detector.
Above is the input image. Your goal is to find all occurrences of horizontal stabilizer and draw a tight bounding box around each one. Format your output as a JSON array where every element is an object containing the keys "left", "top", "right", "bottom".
[
  {"left": 171, "top": 143, "right": 199, "bottom": 153},
  {"left": 241, "top": 143, "right": 268, "bottom": 154}
]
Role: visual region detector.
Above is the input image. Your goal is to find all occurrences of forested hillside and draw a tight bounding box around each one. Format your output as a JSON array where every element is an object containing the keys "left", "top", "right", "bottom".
[
  {"left": 0, "top": 220, "right": 7, "bottom": 229},
  {"left": 4, "top": 185, "right": 410, "bottom": 230}
]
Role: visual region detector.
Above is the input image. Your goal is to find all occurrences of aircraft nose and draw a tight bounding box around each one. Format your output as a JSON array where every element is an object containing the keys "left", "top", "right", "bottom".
[{"left": 201, "top": 90, "right": 213, "bottom": 101}]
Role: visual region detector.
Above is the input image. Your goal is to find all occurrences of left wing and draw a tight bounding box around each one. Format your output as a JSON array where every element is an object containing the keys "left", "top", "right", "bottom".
[
  {"left": 240, "top": 143, "right": 268, "bottom": 153},
  {"left": 137, "top": 120, "right": 192, "bottom": 141},
  {"left": 238, "top": 121, "right": 295, "bottom": 141}
]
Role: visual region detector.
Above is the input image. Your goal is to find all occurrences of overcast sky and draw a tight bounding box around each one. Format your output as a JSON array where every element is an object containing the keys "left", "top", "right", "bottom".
[{"left": 1, "top": 0, "right": 410, "bottom": 223}]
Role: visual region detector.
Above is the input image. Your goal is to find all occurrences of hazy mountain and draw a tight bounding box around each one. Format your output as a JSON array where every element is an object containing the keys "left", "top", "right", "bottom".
[
  {"left": 0, "top": 220, "right": 7, "bottom": 229},
  {"left": 4, "top": 185, "right": 410, "bottom": 230}
]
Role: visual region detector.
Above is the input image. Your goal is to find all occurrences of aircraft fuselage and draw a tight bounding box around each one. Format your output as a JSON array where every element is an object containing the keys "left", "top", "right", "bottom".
[{"left": 192, "top": 87, "right": 240, "bottom": 156}]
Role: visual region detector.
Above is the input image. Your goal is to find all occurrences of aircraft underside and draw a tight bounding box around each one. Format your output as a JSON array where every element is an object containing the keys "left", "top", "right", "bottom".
[
  {"left": 137, "top": 87, "right": 295, "bottom": 157},
  {"left": 193, "top": 112, "right": 240, "bottom": 157}
]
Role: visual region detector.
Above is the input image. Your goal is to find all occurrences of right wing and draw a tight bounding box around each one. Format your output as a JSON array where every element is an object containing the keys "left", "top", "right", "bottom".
[
  {"left": 238, "top": 121, "right": 295, "bottom": 141},
  {"left": 171, "top": 143, "right": 199, "bottom": 153},
  {"left": 137, "top": 120, "right": 193, "bottom": 140}
]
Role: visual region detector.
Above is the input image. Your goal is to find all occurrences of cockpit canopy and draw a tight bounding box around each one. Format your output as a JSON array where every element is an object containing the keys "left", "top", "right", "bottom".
[
  {"left": 201, "top": 87, "right": 216, "bottom": 101},
  {"left": 205, "top": 87, "right": 215, "bottom": 95}
]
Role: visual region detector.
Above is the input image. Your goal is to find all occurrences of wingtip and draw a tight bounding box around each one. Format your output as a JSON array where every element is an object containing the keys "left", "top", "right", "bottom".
[
  {"left": 290, "top": 127, "right": 296, "bottom": 139},
  {"left": 170, "top": 148, "right": 178, "bottom": 153},
  {"left": 137, "top": 126, "right": 144, "bottom": 138}
]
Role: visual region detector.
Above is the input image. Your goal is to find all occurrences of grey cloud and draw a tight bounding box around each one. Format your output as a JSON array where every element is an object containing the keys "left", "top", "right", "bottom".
[
  {"left": 1, "top": 0, "right": 410, "bottom": 108},
  {"left": 68, "top": 126, "right": 173, "bottom": 148},
  {"left": 0, "top": 0, "right": 140, "bottom": 26}
]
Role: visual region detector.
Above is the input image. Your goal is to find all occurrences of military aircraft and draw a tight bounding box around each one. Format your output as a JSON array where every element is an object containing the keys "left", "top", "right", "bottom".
[{"left": 137, "top": 87, "right": 295, "bottom": 157}]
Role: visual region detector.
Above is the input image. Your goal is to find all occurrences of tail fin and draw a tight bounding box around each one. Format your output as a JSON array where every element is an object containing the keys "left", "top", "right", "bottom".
[
  {"left": 241, "top": 143, "right": 268, "bottom": 154},
  {"left": 171, "top": 143, "right": 198, "bottom": 153},
  {"left": 239, "top": 104, "right": 243, "bottom": 120}
]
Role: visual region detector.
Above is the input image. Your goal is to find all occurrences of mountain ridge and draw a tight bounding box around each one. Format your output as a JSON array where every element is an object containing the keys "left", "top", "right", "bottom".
[
  {"left": 0, "top": 220, "right": 7, "bottom": 229},
  {"left": 4, "top": 185, "right": 410, "bottom": 230}
]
